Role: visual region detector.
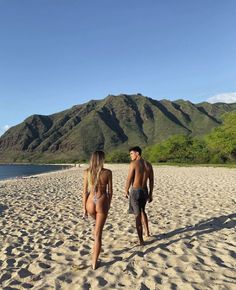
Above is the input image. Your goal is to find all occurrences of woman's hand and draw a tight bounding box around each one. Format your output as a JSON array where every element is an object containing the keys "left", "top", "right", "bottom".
[
  {"left": 107, "top": 194, "right": 111, "bottom": 209},
  {"left": 82, "top": 209, "right": 88, "bottom": 219}
]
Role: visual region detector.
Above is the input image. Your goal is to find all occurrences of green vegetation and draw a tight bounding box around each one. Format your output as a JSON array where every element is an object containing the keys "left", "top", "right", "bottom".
[
  {"left": 143, "top": 135, "right": 210, "bottom": 163},
  {"left": 106, "top": 150, "right": 130, "bottom": 163},
  {"left": 143, "top": 112, "right": 236, "bottom": 164},
  {"left": 205, "top": 113, "right": 236, "bottom": 163}
]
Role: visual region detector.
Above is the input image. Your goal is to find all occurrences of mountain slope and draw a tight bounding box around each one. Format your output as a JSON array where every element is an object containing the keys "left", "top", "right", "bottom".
[{"left": 0, "top": 94, "right": 235, "bottom": 162}]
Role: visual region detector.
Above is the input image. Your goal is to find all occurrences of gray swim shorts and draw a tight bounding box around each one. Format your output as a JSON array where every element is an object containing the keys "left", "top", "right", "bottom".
[{"left": 129, "top": 187, "right": 148, "bottom": 215}]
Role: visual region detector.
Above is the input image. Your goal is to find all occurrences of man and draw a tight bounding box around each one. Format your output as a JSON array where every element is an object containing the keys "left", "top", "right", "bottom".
[{"left": 125, "top": 146, "right": 154, "bottom": 245}]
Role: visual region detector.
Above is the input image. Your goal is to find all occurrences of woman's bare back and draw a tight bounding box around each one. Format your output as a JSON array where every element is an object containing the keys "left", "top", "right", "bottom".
[{"left": 86, "top": 168, "right": 112, "bottom": 216}]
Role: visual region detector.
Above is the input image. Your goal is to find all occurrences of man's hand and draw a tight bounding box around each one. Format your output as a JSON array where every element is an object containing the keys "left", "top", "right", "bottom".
[
  {"left": 125, "top": 192, "right": 129, "bottom": 199},
  {"left": 148, "top": 195, "right": 153, "bottom": 203}
]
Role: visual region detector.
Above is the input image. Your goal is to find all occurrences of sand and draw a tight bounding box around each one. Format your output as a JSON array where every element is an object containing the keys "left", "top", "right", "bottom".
[{"left": 0, "top": 165, "right": 235, "bottom": 290}]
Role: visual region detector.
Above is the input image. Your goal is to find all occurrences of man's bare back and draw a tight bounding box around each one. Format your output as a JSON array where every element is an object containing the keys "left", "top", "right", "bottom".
[
  {"left": 125, "top": 158, "right": 153, "bottom": 200},
  {"left": 125, "top": 146, "right": 154, "bottom": 245}
]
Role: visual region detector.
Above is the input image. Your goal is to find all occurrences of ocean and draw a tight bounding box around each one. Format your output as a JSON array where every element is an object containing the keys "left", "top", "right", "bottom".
[{"left": 0, "top": 164, "right": 70, "bottom": 181}]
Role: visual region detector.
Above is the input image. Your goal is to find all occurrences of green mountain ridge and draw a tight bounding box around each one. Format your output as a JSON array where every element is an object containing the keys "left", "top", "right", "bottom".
[{"left": 1, "top": 94, "right": 236, "bottom": 162}]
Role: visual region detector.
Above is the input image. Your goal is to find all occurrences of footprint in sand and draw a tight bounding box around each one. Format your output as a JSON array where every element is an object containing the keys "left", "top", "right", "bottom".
[
  {"left": 97, "top": 276, "right": 108, "bottom": 286},
  {"left": 17, "top": 268, "right": 33, "bottom": 279},
  {"left": 57, "top": 272, "right": 73, "bottom": 283}
]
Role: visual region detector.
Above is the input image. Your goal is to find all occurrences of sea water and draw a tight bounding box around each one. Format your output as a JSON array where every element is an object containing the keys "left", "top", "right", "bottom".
[{"left": 0, "top": 164, "right": 70, "bottom": 181}]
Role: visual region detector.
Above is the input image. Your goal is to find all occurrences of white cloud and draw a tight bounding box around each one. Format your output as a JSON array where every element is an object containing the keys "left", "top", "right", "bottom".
[
  {"left": 3, "top": 125, "right": 10, "bottom": 131},
  {"left": 0, "top": 125, "right": 10, "bottom": 136},
  {"left": 207, "top": 92, "right": 236, "bottom": 104}
]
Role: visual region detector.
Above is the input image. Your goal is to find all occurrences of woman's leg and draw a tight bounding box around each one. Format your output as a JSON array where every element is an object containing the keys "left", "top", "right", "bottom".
[{"left": 92, "top": 212, "right": 107, "bottom": 269}]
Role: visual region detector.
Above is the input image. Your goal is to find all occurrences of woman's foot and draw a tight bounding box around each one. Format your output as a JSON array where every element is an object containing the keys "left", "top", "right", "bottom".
[{"left": 92, "top": 260, "right": 101, "bottom": 270}]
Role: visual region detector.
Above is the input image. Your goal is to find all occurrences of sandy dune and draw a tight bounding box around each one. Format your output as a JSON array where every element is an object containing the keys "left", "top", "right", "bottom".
[{"left": 0, "top": 165, "right": 235, "bottom": 289}]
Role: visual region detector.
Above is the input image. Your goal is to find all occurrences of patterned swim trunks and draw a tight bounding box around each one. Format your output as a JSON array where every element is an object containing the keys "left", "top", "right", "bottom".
[{"left": 129, "top": 187, "right": 148, "bottom": 215}]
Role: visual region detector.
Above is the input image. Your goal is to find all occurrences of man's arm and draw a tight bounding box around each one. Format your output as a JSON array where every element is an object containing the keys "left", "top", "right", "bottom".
[
  {"left": 125, "top": 162, "right": 135, "bottom": 197},
  {"left": 148, "top": 164, "right": 154, "bottom": 202}
]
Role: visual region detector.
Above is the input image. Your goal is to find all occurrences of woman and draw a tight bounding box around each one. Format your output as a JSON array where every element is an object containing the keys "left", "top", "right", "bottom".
[{"left": 82, "top": 150, "right": 112, "bottom": 269}]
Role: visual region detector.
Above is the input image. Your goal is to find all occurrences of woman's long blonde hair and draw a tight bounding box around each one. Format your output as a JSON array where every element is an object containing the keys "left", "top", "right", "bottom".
[{"left": 88, "top": 151, "right": 105, "bottom": 192}]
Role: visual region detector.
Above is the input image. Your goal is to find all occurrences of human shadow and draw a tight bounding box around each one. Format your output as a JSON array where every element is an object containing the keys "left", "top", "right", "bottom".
[
  {"left": 144, "top": 212, "right": 236, "bottom": 254},
  {"left": 158, "top": 212, "right": 236, "bottom": 240},
  {"left": 123, "top": 213, "right": 236, "bottom": 262},
  {"left": 0, "top": 204, "right": 8, "bottom": 216}
]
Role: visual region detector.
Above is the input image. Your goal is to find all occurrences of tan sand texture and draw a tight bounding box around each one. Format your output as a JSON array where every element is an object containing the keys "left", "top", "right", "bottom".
[{"left": 0, "top": 165, "right": 235, "bottom": 289}]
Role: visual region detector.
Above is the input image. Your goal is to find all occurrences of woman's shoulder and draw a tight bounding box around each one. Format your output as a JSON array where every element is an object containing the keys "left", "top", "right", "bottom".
[{"left": 102, "top": 168, "right": 112, "bottom": 174}]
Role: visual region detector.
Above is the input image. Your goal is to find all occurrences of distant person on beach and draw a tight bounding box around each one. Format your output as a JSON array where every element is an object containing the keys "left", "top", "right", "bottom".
[
  {"left": 125, "top": 146, "right": 154, "bottom": 245},
  {"left": 82, "top": 150, "right": 113, "bottom": 269}
]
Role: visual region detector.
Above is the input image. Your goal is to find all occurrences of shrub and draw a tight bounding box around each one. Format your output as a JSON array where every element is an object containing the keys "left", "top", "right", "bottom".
[{"left": 106, "top": 150, "right": 130, "bottom": 163}]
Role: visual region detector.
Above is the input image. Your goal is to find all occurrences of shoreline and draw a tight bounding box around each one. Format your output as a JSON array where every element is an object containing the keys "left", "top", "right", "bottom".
[
  {"left": 0, "top": 163, "right": 76, "bottom": 182},
  {"left": 1, "top": 162, "right": 235, "bottom": 183},
  {"left": 0, "top": 161, "right": 236, "bottom": 167},
  {"left": 0, "top": 162, "right": 77, "bottom": 166}
]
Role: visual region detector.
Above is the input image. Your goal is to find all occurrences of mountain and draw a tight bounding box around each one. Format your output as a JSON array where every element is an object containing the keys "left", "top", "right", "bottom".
[{"left": 0, "top": 94, "right": 236, "bottom": 163}]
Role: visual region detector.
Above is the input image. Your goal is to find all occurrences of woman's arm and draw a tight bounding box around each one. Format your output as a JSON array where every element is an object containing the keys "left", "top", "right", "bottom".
[
  {"left": 108, "top": 170, "right": 113, "bottom": 206},
  {"left": 82, "top": 169, "right": 88, "bottom": 217}
]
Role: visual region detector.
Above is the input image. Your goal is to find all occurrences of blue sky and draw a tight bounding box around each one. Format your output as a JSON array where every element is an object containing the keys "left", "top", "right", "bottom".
[{"left": 1, "top": 0, "right": 236, "bottom": 135}]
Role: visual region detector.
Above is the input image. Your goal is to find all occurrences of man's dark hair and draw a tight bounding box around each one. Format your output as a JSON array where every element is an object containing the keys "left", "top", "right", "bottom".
[{"left": 129, "top": 146, "right": 142, "bottom": 155}]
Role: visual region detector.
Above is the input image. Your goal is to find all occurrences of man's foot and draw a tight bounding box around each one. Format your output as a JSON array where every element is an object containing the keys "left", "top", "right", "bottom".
[
  {"left": 139, "top": 239, "right": 144, "bottom": 246},
  {"left": 144, "top": 232, "right": 152, "bottom": 237},
  {"left": 129, "top": 240, "right": 145, "bottom": 247},
  {"left": 139, "top": 240, "right": 145, "bottom": 246}
]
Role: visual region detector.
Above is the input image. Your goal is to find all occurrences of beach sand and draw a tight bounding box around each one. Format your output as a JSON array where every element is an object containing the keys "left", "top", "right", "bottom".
[{"left": 0, "top": 165, "right": 235, "bottom": 290}]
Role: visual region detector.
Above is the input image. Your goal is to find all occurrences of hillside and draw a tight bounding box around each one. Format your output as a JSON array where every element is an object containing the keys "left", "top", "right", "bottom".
[{"left": 0, "top": 94, "right": 236, "bottom": 162}]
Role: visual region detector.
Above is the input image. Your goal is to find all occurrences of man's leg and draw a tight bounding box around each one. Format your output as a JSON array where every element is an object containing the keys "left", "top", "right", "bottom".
[
  {"left": 135, "top": 213, "right": 144, "bottom": 245},
  {"left": 141, "top": 211, "right": 150, "bottom": 237}
]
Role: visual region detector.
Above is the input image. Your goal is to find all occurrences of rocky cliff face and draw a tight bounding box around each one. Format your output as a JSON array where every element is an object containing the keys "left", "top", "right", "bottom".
[{"left": 1, "top": 94, "right": 236, "bottom": 162}]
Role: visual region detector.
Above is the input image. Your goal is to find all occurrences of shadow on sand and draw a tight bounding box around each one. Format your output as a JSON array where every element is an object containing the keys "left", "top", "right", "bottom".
[
  {"left": 0, "top": 204, "right": 8, "bottom": 216},
  {"left": 117, "top": 213, "right": 236, "bottom": 263}
]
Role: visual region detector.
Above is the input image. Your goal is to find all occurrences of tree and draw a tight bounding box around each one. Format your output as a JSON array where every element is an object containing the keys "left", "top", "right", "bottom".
[
  {"left": 106, "top": 150, "right": 130, "bottom": 163},
  {"left": 206, "top": 113, "right": 236, "bottom": 162},
  {"left": 143, "top": 135, "right": 210, "bottom": 163}
]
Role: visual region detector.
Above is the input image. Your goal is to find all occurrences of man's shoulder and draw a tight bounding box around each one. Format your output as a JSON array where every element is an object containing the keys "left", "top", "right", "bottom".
[
  {"left": 146, "top": 160, "right": 153, "bottom": 167},
  {"left": 130, "top": 160, "right": 140, "bottom": 167},
  {"left": 143, "top": 159, "right": 153, "bottom": 170}
]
